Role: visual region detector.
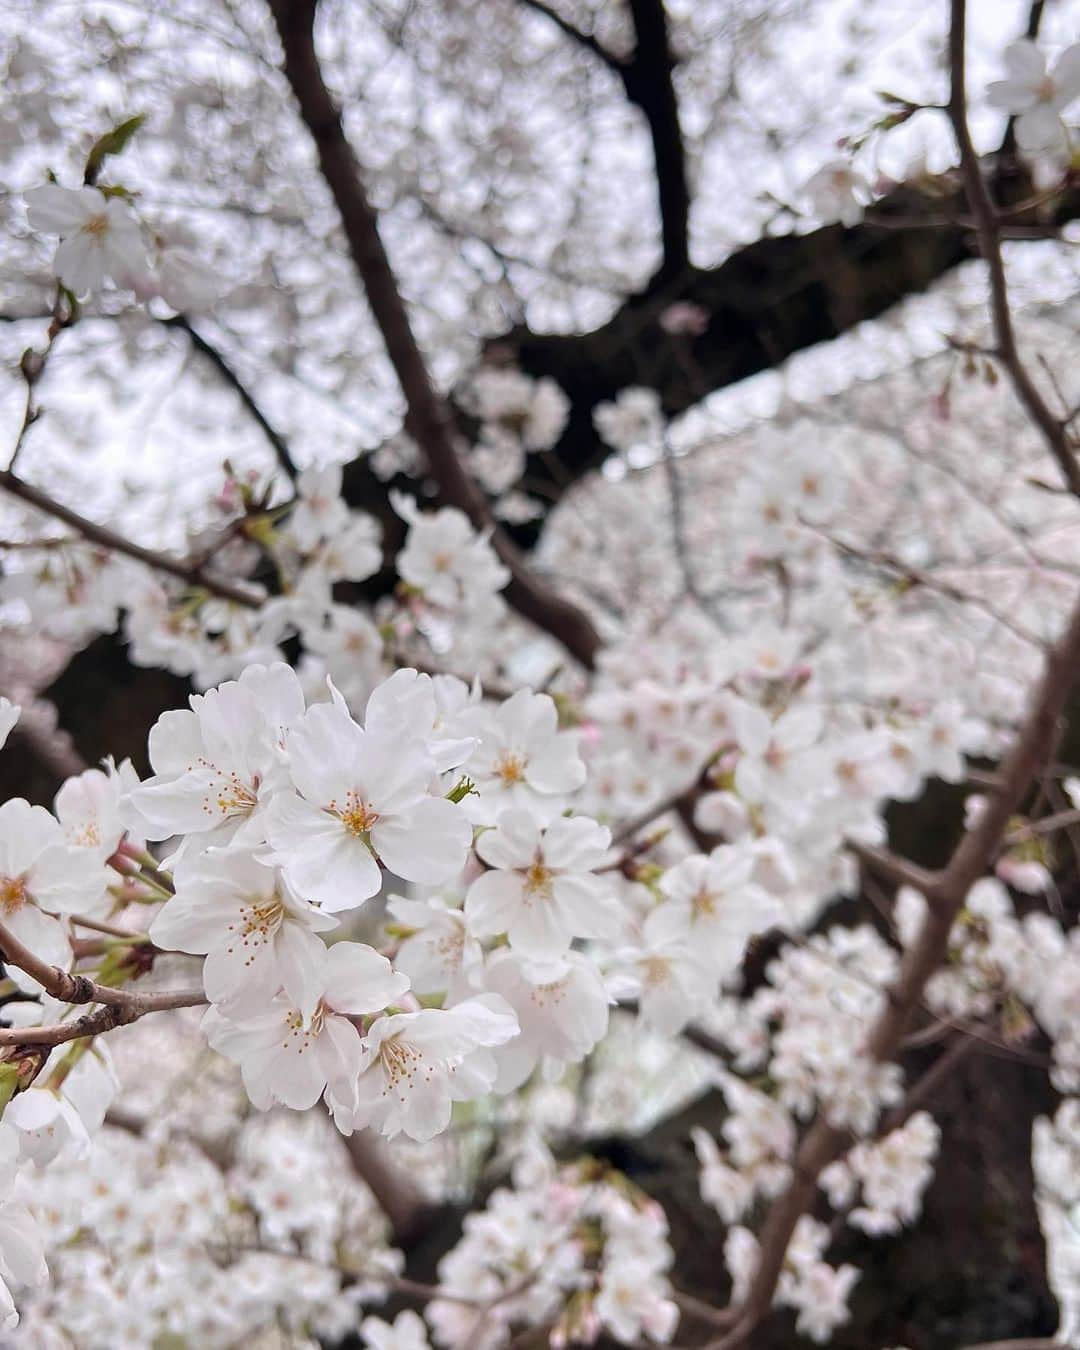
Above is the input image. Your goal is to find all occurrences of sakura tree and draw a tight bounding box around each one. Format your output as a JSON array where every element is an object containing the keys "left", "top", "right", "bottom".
[{"left": 0, "top": 0, "right": 1079, "bottom": 1347}]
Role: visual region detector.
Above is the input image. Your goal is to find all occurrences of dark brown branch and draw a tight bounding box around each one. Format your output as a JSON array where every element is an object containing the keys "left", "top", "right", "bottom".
[
  {"left": 517, "top": 0, "right": 623, "bottom": 75},
  {"left": 267, "top": 0, "right": 602, "bottom": 669},
  {"left": 162, "top": 315, "right": 298, "bottom": 481},
  {"left": 0, "top": 467, "right": 264, "bottom": 608},
  {"left": 516, "top": 0, "right": 689, "bottom": 278},
  {"left": 623, "top": 0, "right": 690, "bottom": 278},
  {"left": 507, "top": 168, "right": 1080, "bottom": 524}
]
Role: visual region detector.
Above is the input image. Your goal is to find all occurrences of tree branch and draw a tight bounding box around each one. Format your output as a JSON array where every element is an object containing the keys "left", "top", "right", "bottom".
[
  {"left": 623, "top": 0, "right": 690, "bottom": 279},
  {"left": 711, "top": 505, "right": 1080, "bottom": 1344},
  {"left": 162, "top": 314, "right": 298, "bottom": 481},
  {"left": 517, "top": 0, "right": 624, "bottom": 76},
  {"left": 266, "top": 0, "right": 602, "bottom": 668},
  {"left": 0, "top": 466, "right": 264, "bottom": 608},
  {"left": 946, "top": 0, "right": 1080, "bottom": 497}
]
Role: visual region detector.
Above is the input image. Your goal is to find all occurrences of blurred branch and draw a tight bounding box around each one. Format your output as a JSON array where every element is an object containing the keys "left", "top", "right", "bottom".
[
  {"left": 0, "top": 466, "right": 263, "bottom": 608},
  {"left": 623, "top": 0, "right": 690, "bottom": 279},
  {"left": 267, "top": 0, "right": 602, "bottom": 668},
  {"left": 517, "top": 0, "right": 623, "bottom": 75},
  {"left": 341, "top": 1129, "right": 436, "bottom": 1246},
  {"left": 946, "top": 0, "right": 1080, "bottom": 497},
  {"left": 162, "top": 314, "right": 298, "bottom": 481}
]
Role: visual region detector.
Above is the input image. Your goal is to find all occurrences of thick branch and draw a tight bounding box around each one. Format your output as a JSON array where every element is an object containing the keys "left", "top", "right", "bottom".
[
  {"left": 623, "top": 0, "right": 690, "bottom": 278},
  {"left": 267, "top": 0, "right": 602, "bottom": 668},
  {"left": 506, "top": 169, "right": 1080, "bottom": 523}
]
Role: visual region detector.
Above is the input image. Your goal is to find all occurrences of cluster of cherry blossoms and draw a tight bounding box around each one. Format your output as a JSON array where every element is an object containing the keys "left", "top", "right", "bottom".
[
  {"left": 2, "top": 19, "right": 1080, "bottom": 1349},
  {"left": 420, "top": 1138, "right": 677, "bottom": 1349}
]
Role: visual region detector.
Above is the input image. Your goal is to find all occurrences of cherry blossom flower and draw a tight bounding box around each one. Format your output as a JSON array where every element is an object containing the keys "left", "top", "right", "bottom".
[
  {"left": 25, "top": 183, "right": 148, "bottom": 295},
  {"left": 361, "top": 1309, "right": 432, "bottom": 1350},
  {"left": 346, "top": 995, "right": 519, "bottom": 1141},
  {"left": 655, "top": 845, "right": 785, "bottom": 969},
  {"left": 204, "top": 941, "right": 409, "bottom": 1113},
  {"left": 465, "top": 809, "right": 621, "bottom": 961},
  {"left": 287, "top": 464, "right": 351, "bottom": 553},
  {"left": 800, "top": 159, "right": 869, "bottom": 226},
  {"left": 478, "top": 948, "right": 610, "bottom": 1091},
  {"left": 124, "top": 663, "right": 304, "bottom": 850},
  {"left": 0, "top": 798, "right": 98, "bottom": 989},
  {"left": 615, "top": 905, "right": 716, "bottom": 1035},
  {"left": 388, "top": 893, "right": 482, "bottom": 1001},
  {"left": 460, "top": 689, "right": 585, "bottom": 824},
  {"left": 987, "top": 40, "right": 1080, "bottom": 155},
  {"left": 150, "top": 848, "right": 337, "bottom": 1018},
  {"left": 265, "top": 699, "right": 472, "bottom": 911}
]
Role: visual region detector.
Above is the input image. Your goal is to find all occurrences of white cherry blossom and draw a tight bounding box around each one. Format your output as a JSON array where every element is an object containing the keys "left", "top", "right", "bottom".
[{"left": 465, "top": 809, "right": 620, "bottom": 961}]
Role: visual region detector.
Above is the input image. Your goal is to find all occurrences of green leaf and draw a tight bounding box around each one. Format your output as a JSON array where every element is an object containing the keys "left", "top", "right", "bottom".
[{"left": 84, "top": 114, "right": 146, "bottom": 184}]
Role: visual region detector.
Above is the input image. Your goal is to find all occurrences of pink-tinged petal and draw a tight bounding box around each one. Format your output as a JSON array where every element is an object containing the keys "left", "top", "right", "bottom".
[
  {"left": 732, "top": 700, "right": 771, "bottom": 756},
  {"left": 202, "top": 933, "right": 279, "bottom": 1013},
  {"left": 1016, "top": 103, "right": 1066, "bottom": 152},
  {"left": 776, "top": 705, "right": 822, "bottom": 751},
  {"left": 464, "top": 870, "right": 522, "bottom": 938},
  {"left": 322, "top": 941, "right": 410, "bottom": 1014},
  {"left": 125, "top": 771, "right": 225, "bottom": 839},
  {"left": 286, "top": 703, "right": 365, "bottom": 805},
  {"left": 361, "top": 732, "right": 435, "bottom": 815},
  {"left": 148, "top": 894, "right": 218, "bottom": 955},
  {"left": 4, "top": 906, "right": 70, "bottom": 995},
  {"left": 395, "top": 1069, "right": 453, "bottom": 1141},
  {"left": 0, "top": 799, "right": 61, "bottom": 877},
  {"left": 444, "top": 993, "right": 519, "bottom": 1047},
  {"left": 371, "top": 797, "right": 471, "bottom": 885},
  {"left": 53, "top": 232, "right": 103, "bottom": 296},
  {"left": 316, "top": 1014, "right": 364, "bottom": 1097},
  {"left": 147, "top": 709, "right": 202, "bottom": 776},
  {"left": 640, "top": 977, "right": 696, "bottom": 1036},
  {"left": 499, "top": 688, "right": 557, "bottom": 748},
  {"left": 987, "top": 77, "right": 1037, "bottom": 112}
]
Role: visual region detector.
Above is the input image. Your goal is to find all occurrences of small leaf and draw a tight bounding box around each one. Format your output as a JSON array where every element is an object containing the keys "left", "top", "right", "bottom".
[{"left": 84, "top": 114, "right": 146, "bottom": 184}]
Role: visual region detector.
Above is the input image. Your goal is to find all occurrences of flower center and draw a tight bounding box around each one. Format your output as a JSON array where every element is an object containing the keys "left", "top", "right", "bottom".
[
  {"left": 692, "top": 887, "right": 717, "bottom": 918},
  {"left": 83, "top": 213, "right": 109, "bottom": 239},
  {"left": 379, "top": 1036, "right": 425, "bottom": 1090},
  {"left": 332, "top": 790, "right": 381, "bottom": 838},
  {"left": 228, "top": 895, "right": 285, "bottom": 957},
  {"left": 642, "top": 955, "right": 670, "bottom": 987},
  {"left": 494, "top": 752, "right": 527, "bottom": 785},
  {"left": 0, "top": 875, "right": 29, "bottom": 914},
  {"left": 522, "top": 856, "right": 554, "bottom": 900},
  {"left": 197, "top": 759, "right": 260, "bottom": 821}
]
